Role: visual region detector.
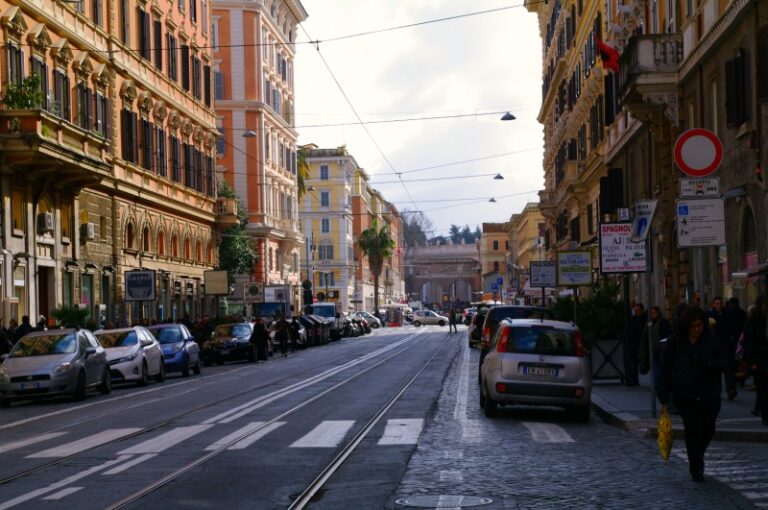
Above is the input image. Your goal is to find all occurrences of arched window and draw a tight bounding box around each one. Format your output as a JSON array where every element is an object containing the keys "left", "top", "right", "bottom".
[
  {"left": 143, "top": 226, "right": 151, "bottom": 252},
  {"left": 157, "top": 231, "right": 166, "bottom": 256},
  {"left": 172, "top": 234, "right": 179, "bottom": 257},
  {"left": 126, "top": 223, "right": 135, "bottom": 249},
  {"left": 207, "top": 242, "right": 214, "bottom": 264},
  {"left": 184, "top": 237, "right": 191, "bottom": 259},
  {"left": 196, "top": 240, "right": 203, "bottom": 261}
]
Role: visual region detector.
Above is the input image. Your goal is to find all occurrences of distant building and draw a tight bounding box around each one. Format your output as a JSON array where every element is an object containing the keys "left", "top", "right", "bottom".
[
  {"left": 479, "top": 223, "right": 510, "bottom": 300},
  {"left": 508, "top": 203, "right": 546, "bottom": 304}
]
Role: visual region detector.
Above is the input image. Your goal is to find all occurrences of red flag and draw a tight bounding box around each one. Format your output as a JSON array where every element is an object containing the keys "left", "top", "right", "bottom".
[{"left": 594, "top": 35, "right": 620, "bottom": 73}]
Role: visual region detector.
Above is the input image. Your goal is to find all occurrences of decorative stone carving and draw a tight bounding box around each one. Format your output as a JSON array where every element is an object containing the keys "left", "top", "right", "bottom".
[
  {"left": 120, "top": 80, "right": 138, "bottom": 102},
  {"left": 27, "top": 24, "right": 52, "bottom": 55},
  {"left": 50, "top": 39, "right": 74, "bottom": 67},
  {"left": 153, "top": 100, "right": 168, "bottom": 122},
  {"left": 92, "top": 63, "right": 111, "bottom": 89},
  {"left": 138, "top": 92, "right": 153, "bottom": 115},
  {"left": 180, "top": 118, "right": 193, "bottom": 137},
  {"left": 1, "top": 6, "right": 27, "bottom": 41},
  {"left": 73, "top": 52, "right": 93, "bottom": 80}
]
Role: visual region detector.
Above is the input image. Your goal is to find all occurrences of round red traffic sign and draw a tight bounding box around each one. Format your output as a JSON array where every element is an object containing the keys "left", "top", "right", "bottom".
[{"left": 674, "top": 128, "right": 723, "bottom": 177}]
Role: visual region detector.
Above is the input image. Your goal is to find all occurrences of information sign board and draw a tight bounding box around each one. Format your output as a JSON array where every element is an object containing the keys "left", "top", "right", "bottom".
[
  {"left": 679, "top": 178, "right": 719, "bottom": 197},
  {"left": 599, "top": 223, "right": 648, "bottom": 273},
  {"left": 125, "top": 270, "right": 156, "bottom": 301},
  {"left": 676, "top": 198, "right": 726, "bottom": 247},
  {"left": 557, "top": 251, "right": 593, "bottom": 286},
  {"left": 529, "top": 261, "right": 557, "bottom": 288}
]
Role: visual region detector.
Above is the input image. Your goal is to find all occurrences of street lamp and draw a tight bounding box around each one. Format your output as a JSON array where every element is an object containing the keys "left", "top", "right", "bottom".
[
  {"left": 488, "top": 197, "right": 497, "bottom": 203},
  {"left": 493, "top": 173, "right": 504, "bottom": 180},
  {"left": 242, "top": 130, "right": 258, "bottom": 138},
  {"left": 500, "top": 112, "right": 516, "bottom": 121}
]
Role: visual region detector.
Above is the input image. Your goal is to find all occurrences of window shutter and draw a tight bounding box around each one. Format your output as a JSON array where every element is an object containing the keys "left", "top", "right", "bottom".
[
  {"left": 203, "top": 64, "right": 211, "bottom": 106},
  {"left": 131, "top": 111, "right": 138, "bottom": 163},
  {"left": 154, "top": 20, "right": 163, "bottom": 70}
]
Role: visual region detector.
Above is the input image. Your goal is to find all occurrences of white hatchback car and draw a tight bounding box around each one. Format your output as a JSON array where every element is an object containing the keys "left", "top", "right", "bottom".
[
  {"left": 479, "top": 319, "right": 592, "bottom": 422},
  {"left": 411, "top": 310, "right": 449, "bottom": 327},
  {"left": 95, "top": 327, "right": 165, "bottom": 386}
]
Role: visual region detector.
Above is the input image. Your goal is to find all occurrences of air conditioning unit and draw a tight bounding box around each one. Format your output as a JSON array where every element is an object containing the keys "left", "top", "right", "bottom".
[
  {"left": 80, "top": 222, "right": 96, "bottom": 240},
  {"left": 36, "top": 212, "right": 54, "bottom": 234}
]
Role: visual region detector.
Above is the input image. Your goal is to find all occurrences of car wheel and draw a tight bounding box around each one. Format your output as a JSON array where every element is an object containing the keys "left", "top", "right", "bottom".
[
  {"left": 482, "top": 384, "right": 497, "bottom": 418},
  {"left": 371, "top": 323, "right": 380, "bottom": 329},
  {"left": 182, "top": 356, "right": 191, "bottom": 377},
  {"left": 155, "top": 361, "right": 165, "bottom": 383},
  {"left": 72, "top": 371, "right": 87, "bottom": 401},
  {"left": 413, "top": 321, "right": 421, "bottom": 327},
  {"left": 479, "top": 386, "right": 486, "bottom": 409},
  {"left": 568, "top": 403, "right": 591, "bottom": 423},
  {"left": 438, "top": 320, "right": 446, "bottom": 327},
  {"left": 138, "top": 361, "right": 149, "bottom": 386},
  {"left": 0, "top": 398, "right": 11, "bottom": 408},
  {"left": 193, "top": 359, "right": 202, "bottom": 375},
  {"left": 99, "top": 367, "right": 112, "bottom": 395}
]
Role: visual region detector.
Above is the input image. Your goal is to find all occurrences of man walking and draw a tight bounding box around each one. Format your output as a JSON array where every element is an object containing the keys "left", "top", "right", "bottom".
[
  {"left": 626, "top": 303, "right": 646, "bottom": 386},
  {"left": 448, "top": 307, "right": 458, "bottom": 333},
  {"left": 639, "top": 306, "right": 673, "bottom": 388},
  {"left": 709, "top": 297, "right": 738, "bottom": 400}
]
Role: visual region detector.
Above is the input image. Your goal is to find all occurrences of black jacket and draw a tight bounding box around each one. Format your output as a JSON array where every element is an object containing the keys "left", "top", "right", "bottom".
[
  {"left": 743, "top": 313, "right": 768, "bottom": 372},
  {"left": 657, "top": 331, "right": 726, "bottom": 405}
]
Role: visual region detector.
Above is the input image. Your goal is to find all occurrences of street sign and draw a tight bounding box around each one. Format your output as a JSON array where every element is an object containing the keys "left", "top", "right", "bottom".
[
  {"left": 244, "top": 282, "right": 264, "bottom": 301},
  {"left": 557, "top": 251, "right": 593, "bottom": 286},
  {"left": 125, "top": 270, "right": 156, "bottom": 301},
  {"left": 618, "top": 208, "right": 630, "bottom": 221},
  {"left": 629, "top": 200, "right": 658, "bottom": 243},
  {"left": 490, "top": 283, "right": 499, "bottom": 292},
  {"left": 679, "top": 178, "right": 719, "bottom": 197},
  {"left": 731, "top": 272, "right": 748, "bottom": 290},
  {"left": 529, "top": 261, "right": 556, "bottom": 287},
  {"left": 676, "top": 198, "right": 726, "bottom": 247},
  {"left": 496, "top": 276, "right": 503, "bottom": 285},
  {"left": 203, "top": 270, "right": 229, "bottom": 295},
  {"left": 599, "top": 223, "right": 647, "bottom": 273},
  {"left": 674, "top": 128, "right": 723, "bottom": 177}
]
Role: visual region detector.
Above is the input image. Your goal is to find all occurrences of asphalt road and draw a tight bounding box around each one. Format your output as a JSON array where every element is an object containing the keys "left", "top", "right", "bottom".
[{"left": 1, "top": 325, "right": 766, "bottom": 509}]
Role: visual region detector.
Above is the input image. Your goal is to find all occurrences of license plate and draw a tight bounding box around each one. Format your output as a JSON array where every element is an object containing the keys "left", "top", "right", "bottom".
[
  {"left": 523, "top": 366, "right": 558, "bottom": 376},
  {"left": 19, "top": 382, "right": 41, "bottom": 390}
]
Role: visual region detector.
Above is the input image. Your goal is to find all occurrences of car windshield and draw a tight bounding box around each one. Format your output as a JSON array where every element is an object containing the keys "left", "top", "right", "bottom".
[
  {"left": 97, "top": 331, "right": 138, "bottom": 348},
  {"left": 149, "top": 327, "right": 184, "bottom": 344},
  {"left": 310, "top": 306, "right": 335, "bottom": 318},
  {"left": 10, "top": 334, "right": 77, "bottom": 357},
  {"left": 215, "top": 324, "right": 251, "bottom": 337},
  {"left": 505, "top": 326, "right": 577, "bottom": 356}
]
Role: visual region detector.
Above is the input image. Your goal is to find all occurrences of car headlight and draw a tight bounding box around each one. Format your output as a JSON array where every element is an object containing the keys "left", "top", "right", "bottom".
[
  {"left": 172, "top": 344, "right": 183, "bottom": 353},
  {"left": 54, "top": 362, "right": 74, "bottom": 374},
  {"left": 115, "top": 352, "right": 139, "bottom": 364},
  {"left": 0, "top": 370, "right": 9, "bottom": 383}
]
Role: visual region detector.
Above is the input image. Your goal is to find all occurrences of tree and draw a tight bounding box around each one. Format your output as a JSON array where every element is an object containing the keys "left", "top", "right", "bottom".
[
  {"left": 296, "top": 147, "right": 310, "bottom": 198},
  {"left": 357, "top": 220, "right": 395, "bottom": 314},
  {"left": 217, "top": 181, "right": 257, "bottom": 279},
  {"left": 401, "top": 210, "right": 432, "bottom": 246},
  {"left": 449, "top": 224, "right": 462, "bottom": 244}
]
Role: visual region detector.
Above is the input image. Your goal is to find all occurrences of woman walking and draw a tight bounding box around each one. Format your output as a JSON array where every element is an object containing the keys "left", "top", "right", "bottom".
[
  {"left": 658, "top": 307, "right": 726, "bottom": 481},
  {"left": 250, "top": 319, "right": 270, "bottom": 362},
  {"left": 743, "top": 296, "right": 768, "bottom": 425}
]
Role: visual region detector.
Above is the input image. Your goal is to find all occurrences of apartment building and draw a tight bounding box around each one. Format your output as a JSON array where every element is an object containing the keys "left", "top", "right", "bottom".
[
  {"left": 479, "top": 222, "right": 510, "bottom": 300},
  {"left": 508, "top": 203, "right": 546, "bottom": 303},
  {"left": 0, "top": 0, "right": 223, "bottom": 326},
  {"left": 212, "top": 0, "right": 307, "bottom": 307}
]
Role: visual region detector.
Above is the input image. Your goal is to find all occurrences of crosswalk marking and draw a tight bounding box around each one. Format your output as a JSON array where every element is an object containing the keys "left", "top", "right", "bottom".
[
  {"left": 26, "top": 429, "right": 141, "bottom": 458},
  {"left": 521, "top": 422, "right": 575, "bottom": 443},
  {"left": 118, "top": 425, "right": 212, "bottom": 455},
  {"left": 228, "top": 422, "right": 285, "bottom": 450},
  {"left": 378, "top": 419, "right": 424, "bottom": 445},
  {"left": 42, "top": 487, "right": 83, "bottom": 500},
  {"left": 290, "top": 420, "right": 355, "bottom": 448},
  {"left": 102, "top": 454, "right": 157, "bottom": 475},
  {"left": 204, "top": 421, "right": 286, "bottom": 451},
  {"left": 0, "top": 432, "right": 68, "bottom": 454}
]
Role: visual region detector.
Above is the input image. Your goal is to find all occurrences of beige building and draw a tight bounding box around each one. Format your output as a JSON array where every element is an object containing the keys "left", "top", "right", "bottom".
[
  {"left": 508, "top": 203, "right": 545, "bottom": 302},
  {"left": 479, "top": 222, "right": 510, "bottom": 300}
]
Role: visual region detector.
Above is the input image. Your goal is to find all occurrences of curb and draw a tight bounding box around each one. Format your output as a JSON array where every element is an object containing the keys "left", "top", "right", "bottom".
[{"left": 591, "top": 394, "right": 768, "bottom": 442}]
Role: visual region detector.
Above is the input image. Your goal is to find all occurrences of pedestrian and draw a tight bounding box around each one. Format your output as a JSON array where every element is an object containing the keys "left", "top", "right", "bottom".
[
  {"left": 275, "top": 314, "right": 290, "bottom": 358},
  {"left": 742, "top": 296, "right": 768, "bottom": 425},
  {"left": 626, "top": 303, "right": 646, "bottom": 386},
  {"left": 448, "top": 307, "right": 458, "bottom": 333},
  {"left": 249, "top": 319, "right": 269, "bottom": 362},
  {"left": 639, "top": 305, "right": 673, "bottom": 388},
  {"left": 709, "top": 296, "right": 738, "bottom": 400},
  {"left": 658, "top": 307, "right": 727, "bottom": 481},
  {"left": 13, "top": 316, "right": 34, "bottom": 344},
  {"left": 289, "top": 317, "right": 300, "bottom": 353},
  {"left": 0, "top": 320, "right": 12, "bottom": 356},
  {"left": 37, "top": 315, "right": 47, "bottom": 330}
]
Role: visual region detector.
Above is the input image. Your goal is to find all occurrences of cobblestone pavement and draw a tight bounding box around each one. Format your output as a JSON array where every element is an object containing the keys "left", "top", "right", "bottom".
[{"left": 395, "top": 335, "right": 768, "bottom": 509}]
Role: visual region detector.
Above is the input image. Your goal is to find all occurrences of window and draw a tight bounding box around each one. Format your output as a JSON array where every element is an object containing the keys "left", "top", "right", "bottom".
[
  {"left": 192, "top": 56, "right": 202, "bottom": 100},
  {"left": 76, "top": 82, "right": 93, "bottom": 130},
  {"left": 158, "top": 231, "right": 166, "bottom": 255},
  {"left": 492, "top": 240, "right": 499, "bottom": 251},
  {"left": 211, "top": 20, "right": 219, "bottom": 50},
  {"left": 156, "top": 128, "right": 167, "bottom": 176},
  {"left": 170, "top": 135, "right": 181, "bottom": 182},
  {"left": 30, "top": 57, "right": 49, "bottom": 111},
  {"left": 725, "top": 49, "right": 749, "bottom": 126},
  {"left": 120, "top": 0, "right": 130, "bottom": 43},
  {"left": 320, "top": 164, "right": 329, "bottom": 180},
  {"left": 320, "top": 191, "right": 329, "bottom": 207},
  {"left": 121, "top": 108, "right": 138, "bottom": 163},
  {"left": 140, "top": 119, "right": 154, "bottom": 171},
  {"left": 184, "top": 238, "right": 191, "bottom": 259},
  {"left": 493, "top": 261, "right": 499, "bottom": 272},
  {"left": 63, "top": 271, "right": 73, "bottom": 308},
  {"left": 126, "top": 223, "right": 135, "bottom": 249},
  {"left": 181, "top": 45, "right": 190, "bottom": 90},
  {"left": 321, "top": 218, "right": 330, "bottom": 233},
  {"left": 190, "top": 0, "right": 197, "bottom": 23},
  {"left": 60, "top": 200, "right": 72, "bottom": 239},
  {"left": 143, "top": 226, "right": 151, "bottom": 252},
  {"left": 154, "top": 20, "right": 163, "bottom": 70},
  {"left": 319, "top": 272, "right": 335, "bottom": 287},
  {"left": 587, "top": 203, "right": 594, "bottom": 235},
  {"left": 318, "top": 244, "right": 333, "bottom": 260},
  {"left": 172, "top": 234, "right": 179, "bottom": 257},
  {"left": 216, "top": 127, "right": 225, "bottom": 155},
  {"left": 204, "top": 65, "right": 211, "bottom": 106},
  {"left": 505, "top": 240, "right": 509, "bottom": 250},
  {"left": 95, "top": 92, "right": 110, "bottom": 137},
  {"left": 53, "top": 70, "right": 71, "bottom": 120},
  {"left": 92, "top": 0, "right": 103, "bottom": 26},
  {"left": 215, "top": 71, "right": 224, "bottom": 100},
  {"left": 138, "top": 8, "right": 151, "bottom": 61},
  {"left": 167, "top": 34, "right": 178, "bottom": 82}
]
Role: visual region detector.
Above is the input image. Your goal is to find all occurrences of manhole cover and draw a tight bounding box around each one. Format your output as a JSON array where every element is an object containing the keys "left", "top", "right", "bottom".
[{"left": 395, "top": 495, "right": 493, "bottom": 508}]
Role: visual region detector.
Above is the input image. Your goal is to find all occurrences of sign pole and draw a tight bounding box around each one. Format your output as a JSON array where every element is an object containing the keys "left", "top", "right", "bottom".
[
  {"left": 542, "top": 286, "right": 545, "bottom": 308},
  {"left": 645, "top": 232, "right": 656, "bottom": 419}
]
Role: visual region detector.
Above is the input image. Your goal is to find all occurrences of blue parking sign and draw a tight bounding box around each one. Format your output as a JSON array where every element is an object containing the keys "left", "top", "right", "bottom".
[{"left": 678, "top": 204, "right": 689, "bottom": 215}]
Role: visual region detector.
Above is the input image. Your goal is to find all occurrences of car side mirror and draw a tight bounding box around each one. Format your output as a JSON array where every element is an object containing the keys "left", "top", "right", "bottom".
[{"left": 85, "top": 347, "right": 97, "bottom": 357}]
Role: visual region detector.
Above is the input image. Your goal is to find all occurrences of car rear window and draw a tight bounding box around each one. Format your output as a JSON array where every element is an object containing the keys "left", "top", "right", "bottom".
[{"left": 505, "top": 326, "right": 577, "bottom": 356}]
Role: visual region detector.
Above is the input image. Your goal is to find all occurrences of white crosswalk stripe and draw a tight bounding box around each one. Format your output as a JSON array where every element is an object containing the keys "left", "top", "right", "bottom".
[
  {"left": 290, "top": 420, "right": 355, "bottom": 448},
  {"left": 0, "top": 432, "right": 68, "bottom": 454},
  {"left": 102, "top": 454, "right": 157, "bottom": 475},
  {"left": 204, "top": 421, "right": 286, "bottom": 451},
  {"left": 26, "top": 429, "right": 142, "bottom": 458},
  {"left": 118, "top": 425, "right": 212, "bottom": 455},
  {"left": 521, "top": 422, "right": 575, "bottom": 443},
  {"left": 42, "top": 487, "right": 83, "bottom": 500},
  {"left": 378, "top": 419, "right": 424, "bottom": 445}
]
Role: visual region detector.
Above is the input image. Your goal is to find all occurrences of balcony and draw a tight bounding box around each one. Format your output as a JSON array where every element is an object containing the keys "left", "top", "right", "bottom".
[
  {"left": 0, "top": 108, "right": 111, "bottom": 188},
  {"left": 214, "top": 197, "right": 240, "bottom": 228},
  {"left": 617, "top": 34, "right": 683, "bottom": 125}
]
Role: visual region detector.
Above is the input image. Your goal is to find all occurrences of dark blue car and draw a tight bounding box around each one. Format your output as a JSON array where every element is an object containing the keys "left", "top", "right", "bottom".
[{"left": 146, "top": 324, "right": 202, "bottom": 377}]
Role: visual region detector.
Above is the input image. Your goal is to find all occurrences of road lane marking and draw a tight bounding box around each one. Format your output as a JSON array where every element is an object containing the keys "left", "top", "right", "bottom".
[
  {"left": 290, "top": 420, "right": 355, "bottom": 448},
  {"left": 227, "top": 422, "right": 285, "bottom": 450},
  {"left": 205, "top": 422, "right": 266, "bottom": 451},
  {"left": 0, "top": 432, "right": 68, "bottom": 454},
  {"left": 26, "top": 429, "right": 142, "bottom": 458},
  {"left": 439, "top": 470, "right": 463, "bottom": 482},
  {"left": 42, "top": 487, "right": 83, "bottom": 500},
  {"left": 0, "top": 455, "right": 131, "bottom": 510},
  {"left": 118, "top": 425, "right": 212, "bottom": 455},
  {"left": 521, "top": 422, "right": 575, "bottom": 443},
  {"left": 102, "top": 454, "right": 158, "bottom": 475},
  {"left": 377, "top": 419, "right": 424, "bottom": 445}
]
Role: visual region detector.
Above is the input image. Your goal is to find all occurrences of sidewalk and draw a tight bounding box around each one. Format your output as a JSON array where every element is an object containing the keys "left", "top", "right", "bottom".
[{"left": 591, "top": 372, "right": 768, "bottom": 442}]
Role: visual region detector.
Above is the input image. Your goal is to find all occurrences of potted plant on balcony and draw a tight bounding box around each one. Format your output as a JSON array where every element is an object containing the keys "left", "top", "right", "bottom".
[{"left": 1, "top": 73, "right": 43, "bottom": 132}]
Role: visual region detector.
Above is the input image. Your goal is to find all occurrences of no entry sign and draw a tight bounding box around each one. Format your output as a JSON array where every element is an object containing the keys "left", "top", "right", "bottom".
[{"left": 674, "top": 128, "right": 723, "bottom": 177}]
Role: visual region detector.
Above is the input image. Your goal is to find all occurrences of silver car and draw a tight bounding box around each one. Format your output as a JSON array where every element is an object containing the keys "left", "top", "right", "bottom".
[
  {"left": 354, "top": 311, "right": 381, "bottom": 328},
  {"left": 479, "top": 319, "right": 592, "bottom": 422},
  {"left": 0, "top": 329, "right": 111, "bottom": 407},
  {"left": 411, "top": 310, "right": 449, "bottom": 327}
]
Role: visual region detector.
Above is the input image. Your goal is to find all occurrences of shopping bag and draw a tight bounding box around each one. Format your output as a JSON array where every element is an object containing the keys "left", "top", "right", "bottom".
[{"left": 657, "top": 404, "right": 673, "bottom": 461}]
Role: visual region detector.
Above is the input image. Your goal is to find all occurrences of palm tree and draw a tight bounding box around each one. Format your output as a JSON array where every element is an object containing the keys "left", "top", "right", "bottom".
[
  {"left": 357, "top": 220, "right": 395, "bottom": 314},
  {"left": 296, "top": 147, "right": 310, "bottom": 198}
]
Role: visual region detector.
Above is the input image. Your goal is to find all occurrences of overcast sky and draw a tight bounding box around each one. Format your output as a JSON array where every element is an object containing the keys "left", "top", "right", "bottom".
[{"left": 294, "top": 1, "right": 544, "bottom": 238}]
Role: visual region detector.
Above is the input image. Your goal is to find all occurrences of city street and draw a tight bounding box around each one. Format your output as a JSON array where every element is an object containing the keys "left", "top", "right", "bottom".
[{"left": 1, "top": 326, "right": 766, "bottom": 509}]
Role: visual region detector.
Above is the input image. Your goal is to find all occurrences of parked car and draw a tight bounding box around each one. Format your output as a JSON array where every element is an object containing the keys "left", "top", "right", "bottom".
[
  {"left": 354, "top": 311, "right": 381, "bottom": 329},
  {"left": 202, "top": 323, "right": 255, "bottom": 365},
  {"left": 477, "top": 305, "right": 555, "bottom": 383},
  {"left": 0, "top": 329, "right": 111, "bottom": 406},
  {"left": 146, "top": 324, "right": 202, "bottom": 377},
  {"left": 411, "top": 310, "right": 448, "bottom": 327},
  {"left": 95, "top": 327, "right": 165, "bottom": 386},
  {"left": 463, "top": 307, "right": 477, "bottom": 326},
  {"left": 479, "top": 318, "right": 592, "bottom": 422}
]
